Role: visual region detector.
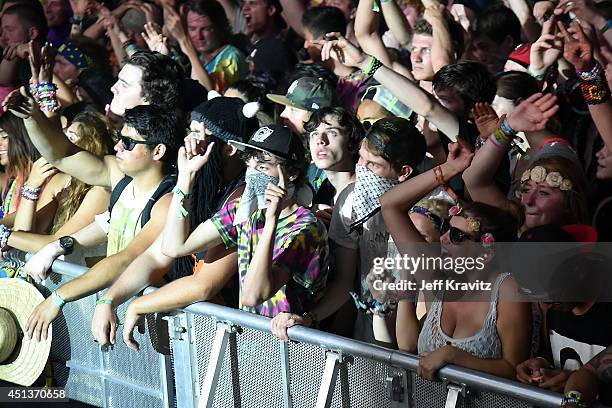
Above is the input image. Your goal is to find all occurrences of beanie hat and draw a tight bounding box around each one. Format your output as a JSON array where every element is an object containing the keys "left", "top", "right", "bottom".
[{"left": 191, "top": 92, "right": 260, "bottom": 143}]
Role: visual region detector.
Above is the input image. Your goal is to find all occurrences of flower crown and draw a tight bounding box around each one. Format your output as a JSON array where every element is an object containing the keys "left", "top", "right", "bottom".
[
  {"left": 520, "top": 166, "right": 573, "bottom": 191},
  {"left": 448, "top": 205, "right": 495, "bottom": 248}
]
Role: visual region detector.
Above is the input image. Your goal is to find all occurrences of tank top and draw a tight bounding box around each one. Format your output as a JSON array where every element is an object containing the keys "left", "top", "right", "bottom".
[
  {"left": 417, "top": 273, "right": 510, "bottom": 359},
  {"left": 106, "top": 181, "right": 158, "bottom": 256}
]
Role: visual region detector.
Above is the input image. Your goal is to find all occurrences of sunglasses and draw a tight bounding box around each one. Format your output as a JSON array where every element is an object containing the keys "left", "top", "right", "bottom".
[
  {"left": 449, "top": 226, "right": 475, "bottom": 245},
  {"left": 120, "top": 135, "right": 158, "bottom": 151}
]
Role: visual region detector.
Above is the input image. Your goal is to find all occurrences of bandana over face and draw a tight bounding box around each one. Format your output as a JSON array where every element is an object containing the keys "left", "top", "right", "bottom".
[
  {"left": 234, "top": 167, "right": 295, "bottom": 225},
  {"left": 350, "top": 164, "right": 399, "bottom": 232}
]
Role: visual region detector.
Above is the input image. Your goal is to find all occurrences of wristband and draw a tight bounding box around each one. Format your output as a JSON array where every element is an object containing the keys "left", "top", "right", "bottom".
[
  {"left": 499, "top": 115, "right": 518, "bottom": 137},
  {"left": 96, "top": 299, "right": 113, "bottom": 306},
  {"left": 600, "top": 19, "right": 612, "bottom": 34},
  {"left": 363, "top": 56, "right": 383, "bottom": 77},
  {"left": 72, "top": 15, "right": 84, "bottom": 24},
  {"left": 51, "top": 291, "right": 65, "bottom": 308},
  {"left": 172, "top": 185, "right": 191, "bottom": 218},
  {"left": 527, "top": 66, "right": 546, "bottom": 81}
]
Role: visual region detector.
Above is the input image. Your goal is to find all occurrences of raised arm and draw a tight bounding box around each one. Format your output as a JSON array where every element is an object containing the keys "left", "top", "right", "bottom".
[
  {"left": 506, "top": 0, "right": 541, "bottom": 43},
  {"left": 161, "top": 143, "right": 222, "bottom": 258},
  {"left": 380, "top": 0, "right": 412, "bottom": 47},
  {"left": 164, "top": 5, "right": 213, "bottom": 90},
  {"left": 279, "top": 0, "right": 305, "bottom": 38},
  {"left": 423, "top": 4, "right": 456, "bottom": 73},
  {"left": 463, "top": 93, "right": 559, "bottom": 207},
  {"left": 319, "top": 35, "right": 459, "bottom": 138},
  {"left": 355, "top": 0, "right": 394, "bottom": 68},
  {"left": 5, "top": 90, "right": 118, "bottom": 188}
]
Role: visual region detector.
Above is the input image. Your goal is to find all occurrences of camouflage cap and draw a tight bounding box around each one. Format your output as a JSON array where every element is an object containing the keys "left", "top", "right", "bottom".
[{"left": 267, "top": 77, "right": 333, "bottom": 112}]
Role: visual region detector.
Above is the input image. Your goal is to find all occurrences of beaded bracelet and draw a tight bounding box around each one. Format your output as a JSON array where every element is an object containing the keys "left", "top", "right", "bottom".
[
  {"left": 0, "top": 224, "right": 12, "bottom": 250},
  {"left": 576, "top": 63, "right": 611, "bottom": 105},
  {"left": 21, "top": 185, "right": 41, "bottom": 201},
  {"left": 33, "top": 82, "right": 60, "bottom": 112}
]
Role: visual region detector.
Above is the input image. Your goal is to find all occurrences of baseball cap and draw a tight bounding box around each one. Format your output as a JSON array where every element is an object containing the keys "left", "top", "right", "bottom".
[
  {"left": 267, "top": 77, "right": 333, "bottom": 112},
  {"left": 229, "top": 124, "right": 304, "bottom": 163}
]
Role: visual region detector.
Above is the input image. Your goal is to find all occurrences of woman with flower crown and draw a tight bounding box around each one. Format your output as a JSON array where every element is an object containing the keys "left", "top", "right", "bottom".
[
  {"left": 463, "top": 94, "right": 589, "bottom": 234},
  {"left": 379, "top": 138, "right": 532, "bottom": 381}
]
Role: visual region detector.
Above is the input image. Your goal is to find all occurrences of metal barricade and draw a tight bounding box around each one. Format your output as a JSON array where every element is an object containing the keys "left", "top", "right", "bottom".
[
  {"left": 33, "top": 257, "right": 609, "bottom": 408},
  {"left": 157, "top": 289, "right": 567, "bottom": 408},
  {"left": 39, "top": 258, "right": 174, "bottom": 408}
]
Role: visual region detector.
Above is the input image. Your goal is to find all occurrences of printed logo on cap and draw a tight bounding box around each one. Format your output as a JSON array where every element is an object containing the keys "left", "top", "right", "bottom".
[
  {"left": 252, "top": 126, "right": 274, "bottom": 142},
  {"left": 287, "top": 80, "right": 299, "bottom": 94},
  {"left": 311, "top": 102, "right": 319, "bottom": 109}
]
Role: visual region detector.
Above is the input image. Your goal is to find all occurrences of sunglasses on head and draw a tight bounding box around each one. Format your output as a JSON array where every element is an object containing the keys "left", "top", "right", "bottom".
[
  {"left": 449, "top": 226, "right": 475, "bottom": 245},
  {"left": 120, "top": 135, "right": 158, "bottom": 151}
]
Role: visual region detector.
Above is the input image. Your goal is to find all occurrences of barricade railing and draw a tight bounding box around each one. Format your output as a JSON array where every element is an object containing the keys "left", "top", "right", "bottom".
[
  {"left": 23, "top": 252, "right": 175, "bottom": 408},
  {"left": 23, "top": 255, "right": 609, "bottom": 408}
]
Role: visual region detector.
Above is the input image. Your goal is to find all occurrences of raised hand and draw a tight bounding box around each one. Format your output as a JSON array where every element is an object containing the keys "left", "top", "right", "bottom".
[
  {"left": 163, "top": 5, "right": 187, "bottom": 43},
  {"left": 3, "top": 87, "right": 38, "bottom": 119},
  {"left": 507, "top": 93, "right": 559, "bottom": 133},
  {"left": 472, "top": 102, "right": 500, "bottom": 139},
  {"left": 314, "top": 32, "right": 368, "bottom": 69},
  {"left": 529, "top": 17, "right": 563, "bottom": 74},
  {"left": 559, "top": 20, "right": 594, "bottom": 72},
  {"left": 264, "top": 165, "right": 287, "bottom": 220},
  {"left": 177, "top": 138, "right": 215, "bottom": 175},
  {"left": 142, "top": 22, "right": 169, "bottom": 54},
  {"left": 554, "top": 0, "right": 599, "bottom": 25},
  {"left": 445, "top": 140, "right": 474, "bottom": 174},
  {"left": 3, "top": 43, "right": 30, "bottom": 61},
  {"left": 28, "top": 42, "right": 54, "bottom": 88}
]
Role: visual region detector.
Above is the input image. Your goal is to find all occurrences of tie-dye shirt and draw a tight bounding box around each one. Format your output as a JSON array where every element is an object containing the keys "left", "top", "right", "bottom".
[
  {"left": 211, "top": 198, "right": 329, "bottom": 317},
  {"left": 203, "top": 45, "right": 248, "bottom": 92}
]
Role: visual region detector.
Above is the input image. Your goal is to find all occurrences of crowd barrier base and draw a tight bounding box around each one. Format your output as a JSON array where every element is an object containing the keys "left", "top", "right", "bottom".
[{"left": 36, "top": 257, "right": 609, "bottom": 408}]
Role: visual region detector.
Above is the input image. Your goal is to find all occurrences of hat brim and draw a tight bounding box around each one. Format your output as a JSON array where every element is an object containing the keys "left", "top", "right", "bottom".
[
  {"left": 228, "top": 140, "right": 291, "bottom": 162},
  {"left": 266, "top": 93, "right": 304, "bottom": 110},
  {"left": 0, "top": 279, "right": 51, "bottom": 386}
]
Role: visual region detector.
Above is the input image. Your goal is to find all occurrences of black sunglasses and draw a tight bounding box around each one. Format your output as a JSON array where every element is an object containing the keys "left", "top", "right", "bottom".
[
  {"left": 449, "top": 226, "right": 474, "bottom": 245},
  {"left": 120, "top": 135, "right": 158, "bottom": 151}
]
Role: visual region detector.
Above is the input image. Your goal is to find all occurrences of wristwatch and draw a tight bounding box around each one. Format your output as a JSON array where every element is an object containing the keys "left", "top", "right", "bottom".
[{"left": 59, "top": 236, "right": 75, "bottom": 256}]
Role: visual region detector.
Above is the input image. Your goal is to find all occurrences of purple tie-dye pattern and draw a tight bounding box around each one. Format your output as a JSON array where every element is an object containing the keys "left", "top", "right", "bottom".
[{"left": 211, "top": 199, "right": 328, "bottom": 318}]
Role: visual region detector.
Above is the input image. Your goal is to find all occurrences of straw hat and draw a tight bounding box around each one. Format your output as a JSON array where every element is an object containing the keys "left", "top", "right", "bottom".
[{"left": 0, "top": 278, "right": 51, "bottom": 386}]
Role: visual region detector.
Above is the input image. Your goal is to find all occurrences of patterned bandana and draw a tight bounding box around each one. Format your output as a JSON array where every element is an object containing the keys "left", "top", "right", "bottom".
[
  {"left": 234, "top": 167, "right": 295, "bottom": 225},
  {"left": 350, "top": 164, "right": 399, "bottom": 232},
  {"left": 57, "top": 42, "right": 92, "bottom": 69}
]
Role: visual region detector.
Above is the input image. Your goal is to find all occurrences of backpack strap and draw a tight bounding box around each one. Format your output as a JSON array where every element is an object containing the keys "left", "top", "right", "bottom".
[
  {"left": 108, "top": 176, "right": 133, "bottom": 216},
  {"left": 140, "top": 173, "right": 177, "bottom": 227}
]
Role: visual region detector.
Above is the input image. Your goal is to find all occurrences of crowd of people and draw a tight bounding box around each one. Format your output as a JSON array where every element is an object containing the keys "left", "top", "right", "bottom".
[{"left": 0, "top": 0, "right": 610, "bottom": 405}]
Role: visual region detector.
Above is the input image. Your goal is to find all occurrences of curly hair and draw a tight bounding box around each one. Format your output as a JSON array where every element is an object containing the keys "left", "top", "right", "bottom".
[
  {"left": 52, "top": 112, "right": 115, "bottom": 233},
  {"left": 123, "top": 105, "right": 181, "bottom": 174},
  {"left": 126, "top": 51, "right": 183, "bottom": 112}
]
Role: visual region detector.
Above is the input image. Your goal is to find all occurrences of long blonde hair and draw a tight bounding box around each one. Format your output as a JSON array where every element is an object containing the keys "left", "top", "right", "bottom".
[{"left": 51, "top": 112, "right": 114, "bottom": 233}]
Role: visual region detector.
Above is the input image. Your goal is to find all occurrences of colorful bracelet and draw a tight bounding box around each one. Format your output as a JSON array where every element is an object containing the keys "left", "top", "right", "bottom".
[
  {"left": 576, "top": 64, "right": 611, "bottom": 105},
  {"left": 577, "top": 62, "right": 604, "bottom": 82},
  {"left": 124, "top": 42, "right": 138, "bottom": 57},
  {"left": 21, "top": 185, "right": 41, "bottom": 201},
  {"left": 363, "top": 56, "right": 383, "bottom": 77},
  {"left": 0, "top": 224, "right": 12, "bottom": 250},
  {"left": 499, "top": 116, "right": 518, "bottom": 137},
  {"left": 490, "top": 128, "right": 512, "bottom": 150},
  {"left": 96, "top": 299, "right": 113, "bottom": 306}
]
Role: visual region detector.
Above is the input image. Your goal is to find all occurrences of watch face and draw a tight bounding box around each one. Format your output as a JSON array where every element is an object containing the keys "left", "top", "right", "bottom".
[{"left": 60, "top": 236, "right": 74, "bottom": 254}]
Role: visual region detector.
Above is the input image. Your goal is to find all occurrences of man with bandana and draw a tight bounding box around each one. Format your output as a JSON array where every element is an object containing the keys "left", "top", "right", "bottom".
[
  {"left": 301, "top": 117, "right": 425, "bottom": 346},
  {"left": 158, "top": 125, "right": 329, "bottom": 319}
]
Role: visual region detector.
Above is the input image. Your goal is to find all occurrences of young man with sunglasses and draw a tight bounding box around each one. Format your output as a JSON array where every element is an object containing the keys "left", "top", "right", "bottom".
[{"left": 5, "top": 99, "right": 181, "bottom": 342}]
